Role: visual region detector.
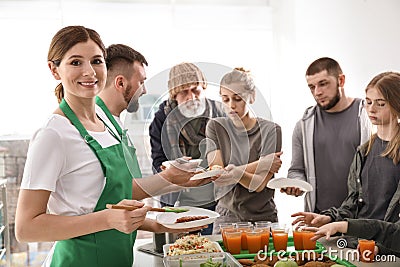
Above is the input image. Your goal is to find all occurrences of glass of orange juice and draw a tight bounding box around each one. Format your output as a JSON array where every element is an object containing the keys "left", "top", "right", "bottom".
[
  {"left": 302, "top": 231, "right": 316, "bottom": 250},
  {"left": 234, "top": 222, "right": 252, "bottom": 251},
  {"left": 246, "top": 229, "right": 263, "bottom": 254},
  {"left": 225, "top": 231, "right": 242, "bottom": 255},
  {"left": 358, "top": 239, "right": 375, "bottom": 263},
  {"left": 292, "top": 224, "right": 307, "bottom": 250},
  {"left": 254, "top": 221, "right": 271, "bottom": 252},
  {"left": 219, "top": 223, "right": 235, "bottom": 251},
  {"left": 292, "top": 230, "right": 304, "bottom": 250},
  {"left": 271, "top": 223, "right": 288, "bottom": 252}
]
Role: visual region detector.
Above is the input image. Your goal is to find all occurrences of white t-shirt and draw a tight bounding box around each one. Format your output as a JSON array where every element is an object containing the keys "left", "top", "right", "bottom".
[
  {"left": 22, "top": 108, "right": 125, "bottom": 267},
  {"left": 21, "top": 111, "right": 119, "bottom": 216}
]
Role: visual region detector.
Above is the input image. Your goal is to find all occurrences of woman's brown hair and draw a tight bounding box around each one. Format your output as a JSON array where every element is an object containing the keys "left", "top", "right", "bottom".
[
  {"left": 365, "top": 71, "right": 400, "bottom": 164},
  {"left": 47, "top": 26, "right": 106, "bottom": 103}
]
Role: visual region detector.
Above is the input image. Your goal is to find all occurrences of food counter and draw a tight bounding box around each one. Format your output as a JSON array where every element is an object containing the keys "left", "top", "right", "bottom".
[{"left": 133, "top": 235, "right": 399, "bottom": 267}]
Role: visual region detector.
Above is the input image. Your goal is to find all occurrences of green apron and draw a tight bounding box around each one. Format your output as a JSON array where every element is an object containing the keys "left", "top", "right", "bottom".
[{"left": 51, "top": 98, "right": 142, "bottom": 267}]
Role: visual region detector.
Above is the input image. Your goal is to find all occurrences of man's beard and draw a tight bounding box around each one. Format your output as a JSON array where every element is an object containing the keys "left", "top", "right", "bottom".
[
  {"left": 178, "top": 98, "right": 206, "bottom": 118},
  {"left": 125, "top": 84, "right": 140, "bottom": 113},
  {"left": 318, "top": 86, "right": 341, "bottom": 110}
]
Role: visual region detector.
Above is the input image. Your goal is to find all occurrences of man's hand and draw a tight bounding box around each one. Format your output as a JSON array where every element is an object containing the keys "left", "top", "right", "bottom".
[
  {"left": 281, "top": 187, "right": 304, "bottom": 197},
  {"left": 291, "top": 212, "right": 332, "bottom": 227},
  {"left": 160, "top": 157, "right": 200, "bottom": 185}
]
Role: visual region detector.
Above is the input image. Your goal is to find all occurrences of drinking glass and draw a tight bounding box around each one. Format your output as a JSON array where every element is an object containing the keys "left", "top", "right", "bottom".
[
  {"left": 255, "top": 221, "right": 271, "bottom": 251},
  {"left": 271, "top": 223, "right": 288, "bottom": 252},
  {"left": 358, "top": 239, "right": 375, "bottom": 263},
  {"left": 292, "top": 227, "right": 304, "bottom": 250},
  {"left": 301, "top": 231, "right": 316, "bottom": 250},
  {"left": 219, "top": 223, "right": 235, "bottom": 251},
  {"left": 225, "top": 231, "right": 242, "bottom": 255},
  {"left": 246, "top": 229, "right": 263, "bottom": 254},
  {"left": 234, "top": 222, "right": 252, "bottom": 250}
]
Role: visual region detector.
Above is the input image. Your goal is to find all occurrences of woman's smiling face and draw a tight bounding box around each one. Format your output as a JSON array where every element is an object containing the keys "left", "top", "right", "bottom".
[{"left": 54, "top": 40, "right": 107, "bottom": 99}]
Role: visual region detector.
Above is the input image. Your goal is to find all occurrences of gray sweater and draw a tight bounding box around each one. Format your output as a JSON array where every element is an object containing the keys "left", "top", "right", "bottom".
[
  {"left": 288, "top": 100, "right": 371, "bottom": 212},
  {"left": 321, "top": 143, "right": 400, "bottom": 254}
]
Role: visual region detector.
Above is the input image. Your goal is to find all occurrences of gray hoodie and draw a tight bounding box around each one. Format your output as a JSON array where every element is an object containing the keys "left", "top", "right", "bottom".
[{"left": 288, "top": 99, "right": 371, "bottom": 212}]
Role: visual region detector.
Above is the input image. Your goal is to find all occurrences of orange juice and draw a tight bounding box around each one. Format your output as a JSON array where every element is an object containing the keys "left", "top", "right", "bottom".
[
  {"left": 259, "top": 228, "right": 270, "bottom": 251},
  {"left": 272, "top": 230, "right": 288, "bottom": 251},
  {"left": 225, "top": 231, "right": 242, "bottom": 255},
  {"left": 246, "top": 231, "right": 262, "bottom": 254},
  {"left": 222, "top": 227, "right": 236, "bottom": 251},
  {"left": 220, "top": 224, "right": 235, "bottom": 251},
  {"left": 255, "top": 221, "right": 271, "bottom": 251},
  {"left": 235, "top": 222, "right": 252, "bottom": 250},
  {"left": 239, "top": 229, "right": 248, "bottom": 250},
  {"left": 293, "top": 230, "right": 304, "bottom": 250},
  {"left": 302, "top": 231, "right": 316, "bottom": 250},
  {"left": 359, "top": 239, "right": 375, "bottom": 262}
]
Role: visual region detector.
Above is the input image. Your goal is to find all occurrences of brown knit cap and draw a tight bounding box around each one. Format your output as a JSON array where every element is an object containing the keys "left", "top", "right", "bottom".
[{"left": 168, "top": 62, "right": 207, "bottom": 99}]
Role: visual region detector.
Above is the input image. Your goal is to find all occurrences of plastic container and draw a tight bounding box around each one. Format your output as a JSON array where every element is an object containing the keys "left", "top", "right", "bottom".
[{"left": 163, "top": 251, "right": 241, "bottom": 267}]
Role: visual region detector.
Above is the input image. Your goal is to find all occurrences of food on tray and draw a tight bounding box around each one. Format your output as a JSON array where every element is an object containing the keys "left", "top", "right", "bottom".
[
  {"left": 238, "top": 254, "right": 336, "bottom": 267},
  {"left": 175, "top": 215, "right": 209, "bottom": 223},
  {"left": 200, "top": 258, "right": 223, "bottom": 267},
  {"left": 208, "top": 164, "right": 223, "bottom": 171},
  {"left": 167, "top": 235, "right": 221, "bottom": 256},
  {"left": 194, "top": 165, "right": 223, "bottom": 174}
]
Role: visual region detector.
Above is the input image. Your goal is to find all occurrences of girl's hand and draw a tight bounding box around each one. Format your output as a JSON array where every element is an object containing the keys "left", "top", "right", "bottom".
[
  {"left": 106, "top": 199, "right": 151, "bottom": 234},
  {"left": 304, "top": 221, "right": 348, "bottom": 241},
  {"left": 259, "top": 152, "right": 283, "bottom": 173},
  {"left": 214, "top": 164, "right": 243, "bottom": 186}
]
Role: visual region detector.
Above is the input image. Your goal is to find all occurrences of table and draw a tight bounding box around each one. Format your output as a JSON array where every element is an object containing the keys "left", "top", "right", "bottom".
[{"left": 133, "top": 235, "right": 399, "bottom": 267}]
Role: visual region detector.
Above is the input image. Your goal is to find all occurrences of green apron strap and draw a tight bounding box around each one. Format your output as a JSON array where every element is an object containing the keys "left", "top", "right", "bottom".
[
  {"left": 96, "top": 96, "right": 123, "bottom": 135},
  {"left": 95, "top": 97, "right": 142, "bottom": 178},
  {"left": 59, "top": 99, "right": 106, "bottom": 173}
]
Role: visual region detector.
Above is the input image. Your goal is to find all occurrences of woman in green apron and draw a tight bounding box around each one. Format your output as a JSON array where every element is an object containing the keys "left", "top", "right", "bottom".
[{"left": 15, "top": 26, "right": 207, "bottom": 267}]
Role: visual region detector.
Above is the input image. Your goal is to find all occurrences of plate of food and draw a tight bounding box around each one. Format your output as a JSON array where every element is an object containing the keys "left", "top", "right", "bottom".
[
  {"left": 267, "top": 177, "right": 313, "bottom": 192},
  {"left": 190, "top": 165, "right": 224, "bottom": 180},
  {"left": 156, "top": 206, "right": 220, "bottom": 230}
]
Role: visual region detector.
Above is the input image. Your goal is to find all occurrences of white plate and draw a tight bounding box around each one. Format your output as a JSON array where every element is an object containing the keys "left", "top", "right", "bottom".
[
  {"left": 162, "top": 159, "right": 203, "bottom": 169},
  {"left": 267, "top": 177, "right": 313, "bottom": 192},
  {"left": 190, "top": 169, "right": 224, "bottom": 180},
  {"left": 156, "top": 206, "right": 220, "bottom": 230}
]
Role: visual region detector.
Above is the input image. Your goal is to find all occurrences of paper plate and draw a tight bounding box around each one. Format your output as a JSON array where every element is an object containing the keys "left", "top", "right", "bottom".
[
  {"left": 267, "top": 177, "right": 313, "bottom": 192},
  {"left": 156, "top": 206, "right": 220, "bottom": 230},
  {"left": 190, "top": 169, "right": 224, "bottom": 180},
  {"left": 162, "top": 159, "right": 203, "bottom": 169}
]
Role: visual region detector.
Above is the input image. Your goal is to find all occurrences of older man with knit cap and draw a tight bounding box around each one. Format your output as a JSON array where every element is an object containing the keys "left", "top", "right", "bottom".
[{"left": 149, "top": 62, "right": 225, "bottom": 235}]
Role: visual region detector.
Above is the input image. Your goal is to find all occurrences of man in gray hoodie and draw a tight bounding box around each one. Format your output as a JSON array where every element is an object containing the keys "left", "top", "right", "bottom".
[{"left": 285, "top": 57, "right": 371, "bottom": 213}]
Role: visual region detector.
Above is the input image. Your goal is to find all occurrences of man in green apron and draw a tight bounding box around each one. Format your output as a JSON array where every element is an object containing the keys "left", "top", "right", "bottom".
[{"left": 97, "top": 44, "right": 210, "bottom": 199}]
